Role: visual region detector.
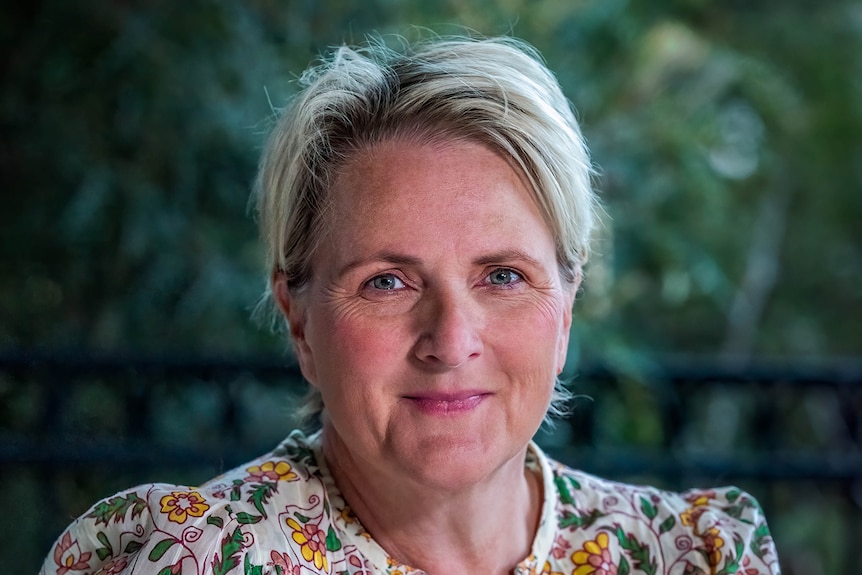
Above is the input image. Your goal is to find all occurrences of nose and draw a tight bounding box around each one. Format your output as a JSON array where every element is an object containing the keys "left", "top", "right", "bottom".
[{"left": 413, "top": 290, "right": 483, "bottom": 369}]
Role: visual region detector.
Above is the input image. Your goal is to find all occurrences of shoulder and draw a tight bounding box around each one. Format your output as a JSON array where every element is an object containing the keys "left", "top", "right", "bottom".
[
  {"left": 40, "top": 431, "right": 329, "bottom": 575},
  {"left": 544, "top": 456, "right": 781, "bottom": 574}
]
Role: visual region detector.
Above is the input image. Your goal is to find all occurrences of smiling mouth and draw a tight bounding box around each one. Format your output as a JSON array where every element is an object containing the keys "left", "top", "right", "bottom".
[{"left": 403, "top": 393, "right": 490, "bottom": 415}]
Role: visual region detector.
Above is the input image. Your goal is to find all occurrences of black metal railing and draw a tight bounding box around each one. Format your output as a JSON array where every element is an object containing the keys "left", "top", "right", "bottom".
[{"left": 2, "top": 350, "right": 860, "bottom": 574}]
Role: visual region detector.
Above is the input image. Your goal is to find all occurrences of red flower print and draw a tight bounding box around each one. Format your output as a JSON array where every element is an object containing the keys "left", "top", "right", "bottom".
[{"left": 52, "top": 532, "right": 92, "bottom": 575}]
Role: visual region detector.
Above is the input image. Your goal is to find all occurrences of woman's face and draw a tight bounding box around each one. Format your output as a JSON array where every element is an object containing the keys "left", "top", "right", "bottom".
[{"left": 277, "top": 138, "right": 576, "bottom": 490}]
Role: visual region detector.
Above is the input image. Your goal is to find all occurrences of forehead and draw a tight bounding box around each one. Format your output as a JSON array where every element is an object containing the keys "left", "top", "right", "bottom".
[
  {"left": 307, "top": 138, "right": 560, "bottom": 278},
  {"left": 329, "top": 137, "right": 538, "bottom": 223}
]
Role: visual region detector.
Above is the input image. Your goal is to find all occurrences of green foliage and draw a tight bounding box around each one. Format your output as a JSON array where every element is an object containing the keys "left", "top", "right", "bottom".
[
  {"left": 86, "top": 492, "right": 146, "bottom": 526},
  {"left": 2, "top": 0, "right": 858, "bottom": 360},
  {"left": 613, "top": 524, "right": 657, "bottom": 575},
  {"left": 212, "top": 527, "right": 245, "bottom": 575}
]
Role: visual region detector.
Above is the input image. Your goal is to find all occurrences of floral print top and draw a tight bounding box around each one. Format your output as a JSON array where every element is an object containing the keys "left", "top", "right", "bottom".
[{"left": 41, "top": 430, "right": 780, "bottom": 575}]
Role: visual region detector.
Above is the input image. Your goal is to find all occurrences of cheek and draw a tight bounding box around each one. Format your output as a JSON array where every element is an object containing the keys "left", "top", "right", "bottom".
[
  {"left": 499, "top": 296, "right": 570, "bottom": 378},
  {"left": 309, "top": 306, "right": 407, "bottom": 386}
]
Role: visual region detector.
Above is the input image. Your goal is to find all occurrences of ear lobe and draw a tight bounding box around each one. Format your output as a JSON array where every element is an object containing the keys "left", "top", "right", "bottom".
[{"left": 272, "top": 272, "right": 317, "bottom": 384}]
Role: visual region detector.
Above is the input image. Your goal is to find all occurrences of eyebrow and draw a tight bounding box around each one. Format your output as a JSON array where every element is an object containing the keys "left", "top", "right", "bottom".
[
  {"left": 473, "top": 249, "right": 545, "bottom": 269},
  {"left": 336, "top": 252, "right": 423, "bottom": 278},
  {"left": 336, "top": 248, "right": 546, "bottom": 278}
]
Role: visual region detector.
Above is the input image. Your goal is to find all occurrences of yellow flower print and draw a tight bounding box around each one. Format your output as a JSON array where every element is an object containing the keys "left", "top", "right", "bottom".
[
  {"left": 680, "top": 492, "right": 714, "bottom": 527},
  {"left": 158, "top": 490, "right": 210, "bottom": 524},
  {"left": 245, "top": 460, "right": 298, "bottom": 483},
  {"left": 572, "top": 532, "right": 618, "bottom": 575},
  {"left": 540, "top": 559, "right": 564, "bottom": 575},
  {"left": 701, "top": 526, "right": 725, "bottom": 567},
  {"left": 286, "top": 517, "right": 329, "bottom": 571}
]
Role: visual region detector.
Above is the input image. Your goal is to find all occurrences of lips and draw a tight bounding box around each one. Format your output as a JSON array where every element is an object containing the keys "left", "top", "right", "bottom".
[{"left": 403, "top": 391, "right": 490, "bottom": 415}]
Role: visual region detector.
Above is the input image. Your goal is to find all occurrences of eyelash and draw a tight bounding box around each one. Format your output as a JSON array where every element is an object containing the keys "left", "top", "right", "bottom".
[
  {"left": 363, "top": 267, "right": 524, "bottom": 293},
  {"left": 365, "top": 273, "right": 406, "bottom": 291},
  {"left": 485, "top": 267, "right": 523, "bottom": 287}
]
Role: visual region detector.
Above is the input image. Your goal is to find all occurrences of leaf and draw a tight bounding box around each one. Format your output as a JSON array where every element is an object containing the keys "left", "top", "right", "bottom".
[
  {"left": 124, "top": 540, "right": 143, "bottom": 554},
  {"left": 248, "top": 482, "right": 277, "bottom": 518},
  {"left": 244, "top": 553, "right": 263, "bottom": 575},
  {"left": 326, "top": 525, "right": 342, "bottom": 551},
  {"left": 640, "top": 496, "right": 658, "bottom": 520},
  {"left": 294, "top": 512, "right": 310, "bottom": 524},
  {"left": 559, "top": 508, "right": 604, "bottom": 530},
  {"left": 750, "top": 523, "right": 772, "bottom": 558},
  {"left": 725, "top": 488, "right": 742, "bottom": 503},
  {"left": 715, "top": 533, "right": 744, "bottom": 575},
  {"left": 614, "top": 525, "right": 657, "bottom": 575},
  {"left": 87, "top": 493, "right": 145, "bottom": 526},
  {"left": 96, "top": 531, "right": 113, "bottom": 561},
  {"left": 149, "top": 538, "right": 178, "bottom": 562},
  {"left": 212, "top": 527, "right": 244, "bottom": 575},
  {"left": 618, "top": 556, "right": 630, "bottom": 575},
  {"left": 235, "top": 512, "right": 263, "bottom": 525},
  {"left": 157, "top": 568, "right": 174, "bottom": 575},
  {"left": 208, "top": 515, "right": 225, "bottom": 528},
  {"left": 230, "top": 480, "right": 243, "bottom": 502},
  {"left": 554, "top": 476, "right": 573, "bottom": 504},
  {"left": 659, "top": 515, "right": 676, "bottom": 534}
]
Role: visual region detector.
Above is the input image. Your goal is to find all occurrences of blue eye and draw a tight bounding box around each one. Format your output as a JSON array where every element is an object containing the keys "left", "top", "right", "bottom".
[
  {"left": 369, "top": 274, "right": 404, "bottom": 290},
  {"left": 488, "top": 268, "right": 521, "bottom": 285}
]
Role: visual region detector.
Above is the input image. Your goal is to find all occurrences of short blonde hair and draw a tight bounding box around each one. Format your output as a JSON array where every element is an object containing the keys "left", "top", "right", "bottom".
[{"left": 254, "top": 35, "right": 599, "bottom": 425}]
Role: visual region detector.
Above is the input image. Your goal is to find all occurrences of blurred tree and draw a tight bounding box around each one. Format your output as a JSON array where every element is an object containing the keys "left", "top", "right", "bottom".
[{"left": 1, "top": 0, "right": 859, "bottom": 356}]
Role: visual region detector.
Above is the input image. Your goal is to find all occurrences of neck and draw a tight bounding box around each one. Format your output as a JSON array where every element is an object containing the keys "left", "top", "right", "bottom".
[{"left": 322, "top": 426, "right": 543, "bottom": 575}]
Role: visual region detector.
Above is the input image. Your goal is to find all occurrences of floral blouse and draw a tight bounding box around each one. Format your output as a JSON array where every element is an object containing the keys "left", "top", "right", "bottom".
[{"left": 42, "top": 430, "right": 780, "bottom": 575}]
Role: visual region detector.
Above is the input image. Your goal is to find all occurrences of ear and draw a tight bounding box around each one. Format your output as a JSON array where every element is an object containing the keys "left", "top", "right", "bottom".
[
  {"left": 556, "top": 270, "right": 580, "bottom": 375},
  {"left": 272, "top": 272, "right": 318, "bottom": 384}
]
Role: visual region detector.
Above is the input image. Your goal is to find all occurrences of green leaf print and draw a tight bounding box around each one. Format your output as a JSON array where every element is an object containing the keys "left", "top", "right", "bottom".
[
  {"left": 554, "top": 475, "right": 582, "bottom": 505},
  {"left": 750, "top": 523, "right": 772, "bottom": 558},
  {"left": 95, "top": 531, "right": 114, "bottom": 561},
  {"left": 157, "top": 568, "right": 175, "bottom": 575},
  {"left": 658, "top": 515, "right": 676, "bottom": 535},
  {"left": 244, "top": 553, "right": 264, "bottom": 575},
  {"left": 559, "top": 508, "right": 604, "bottom": 529},
  {"left": 716, "top": 533, "right": 744, "bottom": 575},
  {"left": 248, "top": 482, "right": 278, "bottom": 518},
  {"left": 614, "top": 526, "right": 657, "bottom": 575},
  {"left": 725, "top": 489, "right": 742, "bottom": 503},
  {"left": 658, "top": 515, "right": 676, "bottom": 534},
  {"left": 212, "top": 527, "right": 245, "bottom": 575},
  {"left": 87, "top": 492, "right": 146, "bottom": 526},
  {"left": 294, "top": 512, "right": 311, "bottom": 524},
  {"left": 149, "top": 538, "right": 178, "bottom": 561},
  {"left": 230, "top": 480, "right": 244, "bottom": 502},
  {"left": 640, "top": 497, "right": 658, "bottom": 520},
  {"left": 326, "top": 525, "right": 342, "bottom": 551},
  {"left": 554, "top": 476, "right": 573, "bottom": 504},
  {"left": 124, "top": 540, "right": 143, "bottom": 554},
  {"left": 236, "top": 512, "right": 263, "bottom": 524},
  {"left": 208, "top": 515, "right": 225, "bottom": 528},
  {"left": 618, "top": 556, "right": 630, "bottom": 575}
]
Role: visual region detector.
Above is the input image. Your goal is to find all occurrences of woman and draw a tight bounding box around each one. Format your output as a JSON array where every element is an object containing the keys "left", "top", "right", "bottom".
[{"left": 42, "top": 36, "right": 780, "bottom": 575}]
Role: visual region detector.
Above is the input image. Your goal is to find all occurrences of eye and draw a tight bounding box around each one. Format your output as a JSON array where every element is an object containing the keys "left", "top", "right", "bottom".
[
  {"left": 368, "top": 273, "right": 405, "bottom": 291},
  {"left": 487, "top": 268, "right": 522, "bottom": 286}
]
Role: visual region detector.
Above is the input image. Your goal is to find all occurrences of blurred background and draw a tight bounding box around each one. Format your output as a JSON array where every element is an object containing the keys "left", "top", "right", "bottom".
[{"left": 2, "top": 0, "right": 860, "bottom": 572}]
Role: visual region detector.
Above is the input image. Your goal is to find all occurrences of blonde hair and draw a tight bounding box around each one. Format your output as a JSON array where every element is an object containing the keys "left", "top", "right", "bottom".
[{"left": 254, "top": 35, "right": 598, "bottom": 426}]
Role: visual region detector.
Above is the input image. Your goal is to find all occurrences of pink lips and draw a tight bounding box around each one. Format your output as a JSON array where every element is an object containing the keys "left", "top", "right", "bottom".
[{"left": 404, "top": 391, "right": 489, "bottom": 415}]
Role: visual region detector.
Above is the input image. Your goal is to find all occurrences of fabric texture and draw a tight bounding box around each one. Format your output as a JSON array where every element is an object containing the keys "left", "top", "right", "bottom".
[{"left": 41, "top": 430, "right": 780, "bottom": 575}]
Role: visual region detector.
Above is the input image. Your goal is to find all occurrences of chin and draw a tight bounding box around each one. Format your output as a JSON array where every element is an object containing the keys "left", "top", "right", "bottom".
[{"left": 390, "top": 428, "right": 529, "bottom": 492}]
